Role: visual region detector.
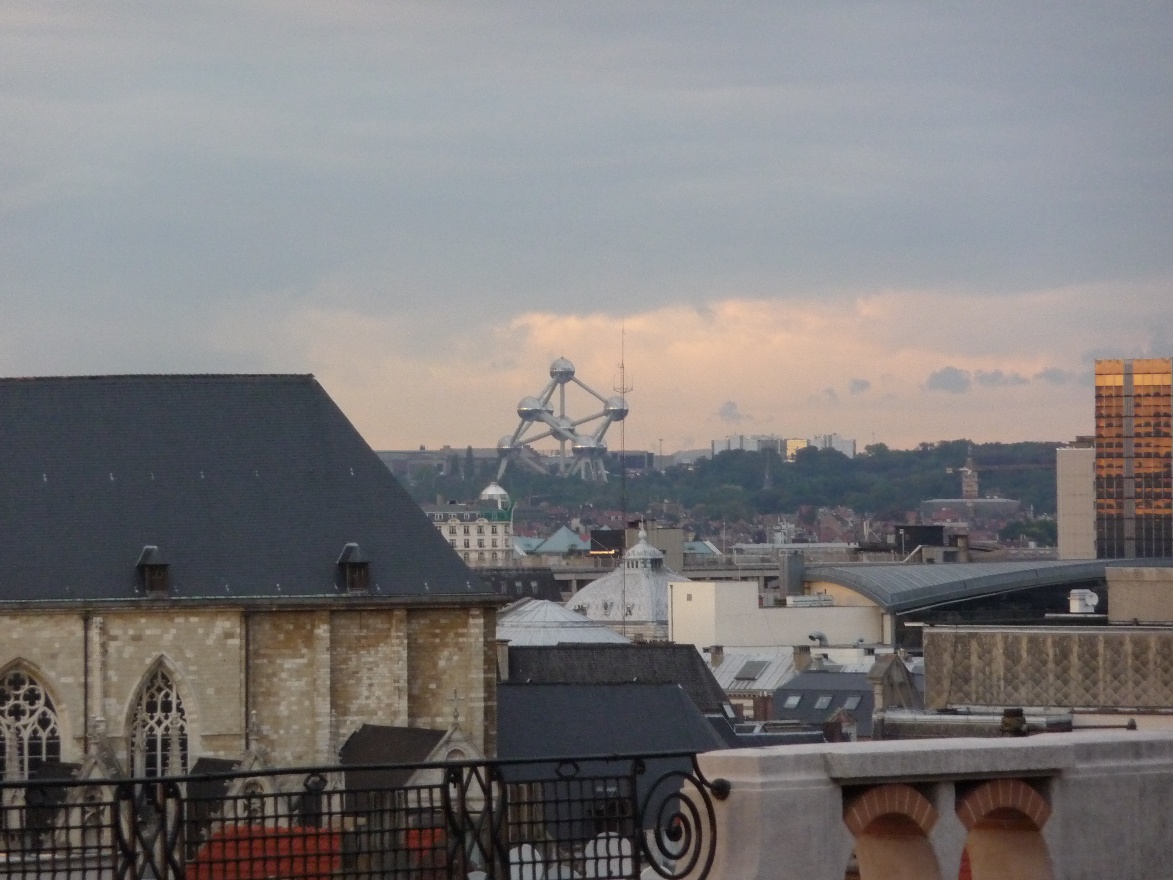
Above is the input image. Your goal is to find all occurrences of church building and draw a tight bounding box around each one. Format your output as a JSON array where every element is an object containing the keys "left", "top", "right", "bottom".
[{"left": 0, "top": 374, "right": 501, "bottom": 783}]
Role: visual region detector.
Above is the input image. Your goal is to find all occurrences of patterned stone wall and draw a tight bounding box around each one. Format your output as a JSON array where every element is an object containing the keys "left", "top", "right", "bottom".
[
  {"left": 248, "top": 611, "right": 324, "bottom": 765},
  {"left": 925, "top": 627, "right": 1173, "bottom": 710},
  {"left": 407, "top": 607, "right": 496, "bottom": 755},
  {"left": 100, "top": 610, "right": 246, "bottom": 761},
  {"left": 0, "top": 600, "right": 498, "bottom": 773}
]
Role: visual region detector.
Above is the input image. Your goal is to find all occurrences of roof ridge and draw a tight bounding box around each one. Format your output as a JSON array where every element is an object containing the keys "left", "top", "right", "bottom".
[{"left": 0, "top": 374, "right": 315, "bottom": 383}]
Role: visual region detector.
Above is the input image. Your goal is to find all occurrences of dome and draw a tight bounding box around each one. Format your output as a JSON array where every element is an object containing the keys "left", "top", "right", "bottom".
[
  {"left": 549, "top": 357, "right": 576, "bottom": 383},
  {"left": 564, "top": 527, "right": 687, "bottom": 638},
  {"left": 623, "top": 527, "right": 663, "bottom": 563}
]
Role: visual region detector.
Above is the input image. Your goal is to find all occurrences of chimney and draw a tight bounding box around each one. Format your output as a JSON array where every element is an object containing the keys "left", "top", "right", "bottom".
[
  {"left": 793, "top": 644, "right": 812, "bottom": 672},
  {"left": 957, "top": 533, "right": 971, "bottom": 563},
  {"left": 708, "top": 645, "right": 724, "bottom": 668},
  {"left": 495, "top": 639, "right": 511, "bottom": 682}
]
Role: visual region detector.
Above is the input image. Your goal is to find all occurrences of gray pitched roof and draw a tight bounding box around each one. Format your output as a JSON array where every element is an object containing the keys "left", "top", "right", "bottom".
[
  {"left": 497, "top": 683, "right": 725, "bottom": 760},
  {"left": 773, "top": 670, "right": 875, "bottom": 736},
  {"left": 0, "top": 374, "right": 490, "bottom": 602},
  {"left": 506, "top": 644, "right": 731, "bottom": 715},
  {"left": 339, "top": 724, "right": 447, "bottom": 790}
]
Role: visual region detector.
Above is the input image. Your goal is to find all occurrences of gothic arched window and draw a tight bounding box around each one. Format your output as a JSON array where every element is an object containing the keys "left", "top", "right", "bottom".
[
  {"left": 130, "top": 666, "right": 188, "bottom": 777},
  {"left": 0, "top": 668, "right": 61, "bottom": 779}
]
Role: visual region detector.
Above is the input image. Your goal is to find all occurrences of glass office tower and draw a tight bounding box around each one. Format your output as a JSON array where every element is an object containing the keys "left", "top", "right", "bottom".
[{"left": 1095, "top": 358, "right": 1173, "bottom": 558}]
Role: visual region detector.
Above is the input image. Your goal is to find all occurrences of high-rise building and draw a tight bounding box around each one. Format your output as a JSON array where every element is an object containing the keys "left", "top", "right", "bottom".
[
  {"left": 1057, "top": 437, "right": 1096, "bottom": 559},
  {"left": 1095, "top": 358, "right": 1173, "bottom": 558}
]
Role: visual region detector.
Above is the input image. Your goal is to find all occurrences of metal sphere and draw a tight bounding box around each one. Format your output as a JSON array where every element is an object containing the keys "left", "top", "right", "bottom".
[
  {"left": 604, "top": 395, "right": 629, "bottom": 420},
  {"left": 497, "top": 436, "right": 520, "bottom": 454},
  {"left": 551, "top": 416, "right": 576, "bottom": 442},
  {"left": 572, "top": 437, "right": 608, "bottom": 456},
  {"left": 549, "top": 357, "right": 576, "bottom": 383},
  {"left": 517, "top": 396, "right": 551, "bottom": 420}
]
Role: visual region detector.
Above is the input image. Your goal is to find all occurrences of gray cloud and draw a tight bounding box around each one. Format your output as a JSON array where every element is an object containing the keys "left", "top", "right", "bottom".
[
  {"left": 849, "top": 378, "right": 871, "bottom": 394},
  {"left": 974, "top": 369, "right": 1029, "bottom": 388},
  {"left": 1034, "top": 367, "right": 1076, "bottom": 385},
  {"left": 1, "top": 1, "right": 1172, "bottom": 422},
  {"left": 925, "top": 367, "right": 973, "bottom": 394},
  {"left": 717, "top": 400, "right": 749, "bottom": 423}
]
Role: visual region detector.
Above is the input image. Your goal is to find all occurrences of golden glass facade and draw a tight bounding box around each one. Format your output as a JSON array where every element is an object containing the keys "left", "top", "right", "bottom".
[{"left": 1095, "top": 358, "right": 1173, "bottom": 558}]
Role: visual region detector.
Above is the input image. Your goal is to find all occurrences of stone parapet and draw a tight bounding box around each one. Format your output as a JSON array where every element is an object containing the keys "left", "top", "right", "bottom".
[{"left": 694, "top": 731, "right": 1173, "bottom": 880}]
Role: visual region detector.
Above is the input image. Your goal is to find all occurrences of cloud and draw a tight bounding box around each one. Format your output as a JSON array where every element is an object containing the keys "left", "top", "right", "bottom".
[
  {"left": 974, "top": 369, "right": 1029, "bottom": 388},
  {"left": 925, "top": 367, "right": 973, "bottom": 394},
  {"left": 1034, "top": 367, "right": 1076, "bottom": 385},
  {"left": 2, "top": 6, "right": 1172, "bottom": 453},
  {"left": 717, "top": 400, "right": 750, "bottom": 423}
]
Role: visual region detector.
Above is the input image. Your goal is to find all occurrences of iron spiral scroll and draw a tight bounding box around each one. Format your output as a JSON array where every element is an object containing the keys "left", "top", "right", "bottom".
[{"left": 636, "top": 756, "right": 730, "bottom": 880}]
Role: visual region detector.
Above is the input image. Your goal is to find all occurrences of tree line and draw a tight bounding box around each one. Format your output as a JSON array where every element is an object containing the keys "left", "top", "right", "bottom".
[{"left": 404, "top": 439, "right": 1059, "bottom": 524}]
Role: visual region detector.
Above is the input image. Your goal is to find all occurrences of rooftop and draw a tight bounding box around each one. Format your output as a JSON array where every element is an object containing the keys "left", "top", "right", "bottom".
[
  {"left": 0, "top": 374, "right": 489, "bottom": 602},
  {"left": 806, "top": 559, "right": 1173, "bottom": 614}
]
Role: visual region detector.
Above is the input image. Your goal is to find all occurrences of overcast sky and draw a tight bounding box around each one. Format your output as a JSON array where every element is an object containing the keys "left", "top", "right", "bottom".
[{"left": 4, "top": 3, "right": 1172, "bottom": 452}]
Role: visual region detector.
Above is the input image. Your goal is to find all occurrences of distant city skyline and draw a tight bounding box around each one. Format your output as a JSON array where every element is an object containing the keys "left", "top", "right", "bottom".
[{"left": 3, "top": 4, "right": 1171, "bottom": 452}]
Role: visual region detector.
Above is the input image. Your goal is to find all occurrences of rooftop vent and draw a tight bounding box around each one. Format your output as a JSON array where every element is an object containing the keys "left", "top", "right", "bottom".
[
  {"left": 337, "top": 543, "right": 371, "bottom": 592},
  {"left": 136, "top": 545, "right": 170, "bottom": 596}
]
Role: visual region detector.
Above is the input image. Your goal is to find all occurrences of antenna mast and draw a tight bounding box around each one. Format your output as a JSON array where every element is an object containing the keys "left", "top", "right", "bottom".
[{"left": 613, "top": 324, "right": 633, "bottom": 636}]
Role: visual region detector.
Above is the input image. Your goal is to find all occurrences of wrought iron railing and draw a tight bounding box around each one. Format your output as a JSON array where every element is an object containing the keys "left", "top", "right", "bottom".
[{"left": 0, "top": 750, "right": 728, "bottom": 879}]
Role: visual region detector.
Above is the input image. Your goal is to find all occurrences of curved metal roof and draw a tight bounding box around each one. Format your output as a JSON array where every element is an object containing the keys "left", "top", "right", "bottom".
[{"left": 805, "top": 560, "right": 1115, "bottom": 614}]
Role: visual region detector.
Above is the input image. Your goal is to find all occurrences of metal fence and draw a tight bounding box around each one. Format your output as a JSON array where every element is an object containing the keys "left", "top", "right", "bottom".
[{"left": 0, "top": 751, "right": 728, "bottom": 879}]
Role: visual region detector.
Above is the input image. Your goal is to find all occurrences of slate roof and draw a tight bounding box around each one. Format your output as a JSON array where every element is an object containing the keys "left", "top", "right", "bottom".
[
  {"left": 506, "top": 644, "right": 731, "bottom": 715},
  {"left": 0, "top": 375, "right": 490, "bottom": 602},
  {"left": 804, "top": 560, "right": 1162, "bottom": 614},
  {"left": 772, "top": 670, "right": 875, "bottom": 737},
  {"left": 497, "top": 683, "right": 725, "bottom": 760},
  {"left": 497, "top": 683, "right": 725, "bottom": 838},
  {"left": 339, "top": 724, "right": 446, "bottom": 790}
]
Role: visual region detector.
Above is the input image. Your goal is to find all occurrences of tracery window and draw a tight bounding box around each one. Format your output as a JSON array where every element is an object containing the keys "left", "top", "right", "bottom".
[
  {"left": 0, "top": 668, "right": 61, "bottom": 779},
  {"left": 130, "top": 666, "right": 189, "bottom": 777}
]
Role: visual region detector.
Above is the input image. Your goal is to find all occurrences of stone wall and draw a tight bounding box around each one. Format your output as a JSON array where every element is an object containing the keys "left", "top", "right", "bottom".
[
  {"left": 0, "top": 599, "right": 498, "bottom": 773},
  {"left": 695, "top": 731, "right": 1173, "bottom": 880},
  {"left": 924, "top": 625, "right": 1173, "bottom": 710}
]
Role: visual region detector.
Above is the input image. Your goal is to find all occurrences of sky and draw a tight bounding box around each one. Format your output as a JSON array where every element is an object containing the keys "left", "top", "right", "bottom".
[{"left": 3, "top": 3, "right": 1172, "bottom": 453}]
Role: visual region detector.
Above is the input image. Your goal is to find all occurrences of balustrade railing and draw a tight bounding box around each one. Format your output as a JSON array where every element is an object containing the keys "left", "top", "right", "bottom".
[{"left": 0, "top": 750, "right": 728, "bottom": 879}]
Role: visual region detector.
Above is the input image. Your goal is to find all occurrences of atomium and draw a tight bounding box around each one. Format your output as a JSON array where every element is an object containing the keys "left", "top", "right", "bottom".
[{"left": 497, "top": 357, "right": 629, "bottom": 481}]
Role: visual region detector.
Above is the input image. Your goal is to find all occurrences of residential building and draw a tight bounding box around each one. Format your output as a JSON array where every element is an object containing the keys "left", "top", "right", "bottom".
[
  {"left": 423, "top": 481, "right": 516, "bottom": 567},
  {"left": 1095, "top": 357, "right": 1173, "bottom": 558}
]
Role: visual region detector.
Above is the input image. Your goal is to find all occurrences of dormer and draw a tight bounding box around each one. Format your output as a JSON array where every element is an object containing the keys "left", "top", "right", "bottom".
[
  {"left": 136, "top": 545, "right": 170, "bottom": 596},
  {"left": 337, "top": 543, "right": 371, "bottom": 593}
]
